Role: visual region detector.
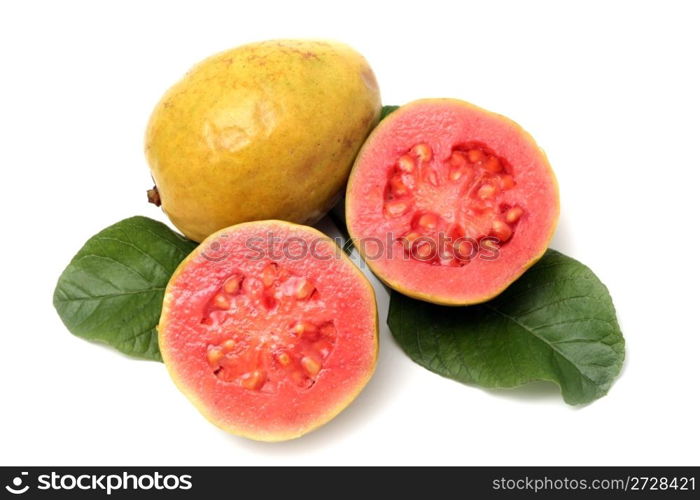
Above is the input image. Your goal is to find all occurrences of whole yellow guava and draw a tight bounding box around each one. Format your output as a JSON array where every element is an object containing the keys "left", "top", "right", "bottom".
[{"left": 145, "top": 39, "right": 381, "bottom": 241}]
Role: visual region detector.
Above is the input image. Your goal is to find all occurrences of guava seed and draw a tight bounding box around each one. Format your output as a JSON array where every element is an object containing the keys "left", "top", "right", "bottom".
[
  {"left": 384, "top": 200, "right": 409, "bottom": 217},
  {"left": 467, "top": 149, "right": 485, "bottom": 163},
  {"left": 213, "top": 294, "right": 230, "bottom": 309},
  {"left": 223, "top": 275, "right": 242, "bottom": 294},
  {"left": 241, "top": 370, "right": 266, "bottom": 391},
  {"left": 449, "top": 151, "right": 469, "bottom": 169},
  {"left": 484, "top": 156, "right": 502, "bottom": 173},
  {"left": 398, "top": 155, "right": 416, "bottom": 173},
  {"left": 412, "top": 143, "right": 433, "bottom": 162},
  {"left": 477, "top": 183, "right": 497, "bottom": 200},
  {"left": 207, "top": 347, "right": 223, "bottom": 365},
  {"left": 505, "top": 206, "right": 524, "bottom": 223},
  {"left": 491, "top": 220, "right": 513, "bottom": 242},
  {"left": 276, "top": 352, "right": 292, "bottom": 367},
  {"left": 301, "top": 356, "right": 322, "bottom": 377},
  {"left": 418, "top": 213, "right": 439, "bottom": 230},
  {"left": 262, "top": 264, "right": 277, "bottom": 287},
  {"left": 500, "top": 174, "right": 515, "bottom": 190},
  {"left": 295, "top": 279, "right": 315, "bottom": 300},
  {"left": 390, "top": 175, "right": 410, "bottom": 196}
]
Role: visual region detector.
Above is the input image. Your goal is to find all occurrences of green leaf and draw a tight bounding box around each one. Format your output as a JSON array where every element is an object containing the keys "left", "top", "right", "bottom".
[
  {"left": 388, "top": 249, "right": 625, "bottom": 405},
  {"left": 380, "top": 105, "right": 399, "bottom": 121},
  {"left": 53, "top": 216, "right": 197, "bottom": 361}
]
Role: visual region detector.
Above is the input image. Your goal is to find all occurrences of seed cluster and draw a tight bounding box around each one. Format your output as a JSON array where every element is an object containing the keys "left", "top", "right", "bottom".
[
  {"left": 383, "top": 143, "right": 525, "bottom": 266},
  {"left": 200, "top": 263, "right": 336, "bottom": 392}
]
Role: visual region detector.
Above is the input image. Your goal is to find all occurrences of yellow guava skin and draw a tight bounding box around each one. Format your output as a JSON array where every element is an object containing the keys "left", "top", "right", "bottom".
[{"left": 146, "top": 40, "right": 381, "bottom": 242}]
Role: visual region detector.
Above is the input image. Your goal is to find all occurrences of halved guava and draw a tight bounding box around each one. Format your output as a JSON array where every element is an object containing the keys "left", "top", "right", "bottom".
[
  {"left": 159, "top": 221, "right": 378, "bottom": 441},
  {"left": 346, "top": 99, "right": 559, "bottom": 305}
]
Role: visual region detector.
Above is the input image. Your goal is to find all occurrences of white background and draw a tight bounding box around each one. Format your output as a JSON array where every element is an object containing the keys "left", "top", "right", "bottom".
[{"left": 1, "top": 0, "right": 698, "bottom": 466}]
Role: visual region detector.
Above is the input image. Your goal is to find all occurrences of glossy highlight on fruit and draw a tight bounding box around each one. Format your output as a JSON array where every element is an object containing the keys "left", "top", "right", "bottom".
[
  {"left": 158, "top": 221, "right": 378, "bottom": 441},
  {"left": 346, "top": 99, "right": 559, "bottom": 305},
  {"left": 146, "top": 40, "right": 381, "bottom": 242}
]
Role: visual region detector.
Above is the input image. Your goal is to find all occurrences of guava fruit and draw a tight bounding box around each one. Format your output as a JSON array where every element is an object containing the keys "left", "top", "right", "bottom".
[
  {"left": 158, "top": 220, "right": 378, "bottom": 441},
  {"left": 346, "top": 99, "right": 559, "bottom": 305},
  {"left": 146, "top": 39, "right": 381, "bottom": 242}
]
